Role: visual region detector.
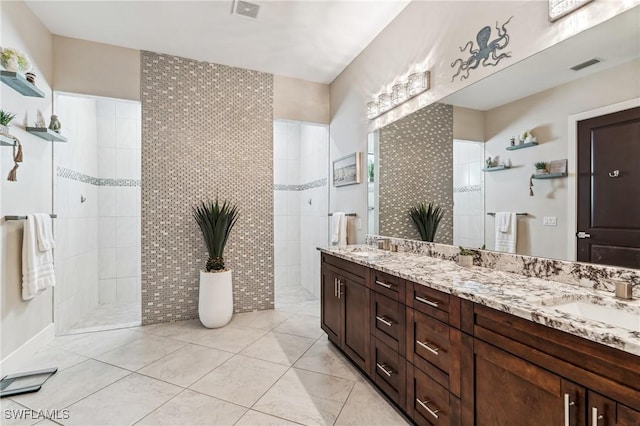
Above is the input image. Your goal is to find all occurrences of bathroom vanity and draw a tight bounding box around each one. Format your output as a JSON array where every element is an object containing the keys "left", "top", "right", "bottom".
[{"left": 319, "top": 245, "right": 640, "bottom": 425}]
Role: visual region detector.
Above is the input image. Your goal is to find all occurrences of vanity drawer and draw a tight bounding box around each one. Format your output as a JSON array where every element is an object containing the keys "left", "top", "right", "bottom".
[
  {"left": 408, "top": 365, "right": 460, "bottom": 426},
  {"left": 371, "top": 292, "right": 406, "bottom": 355},
  {"left": 371, "top": 270, "right": 405, "bottom": 301},
  {"left": 411, "top": 311, "right": 451, "bottom": 376},
  {"left": 407, "top": 282, "right": 450, "bottom": 324},
  {"left": 371, "top": 337, "right": 406, "bottom": 408}
]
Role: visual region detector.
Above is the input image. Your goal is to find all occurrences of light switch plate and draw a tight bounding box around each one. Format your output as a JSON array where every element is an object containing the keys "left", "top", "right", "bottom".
[{"left": 543, "top": 216, "right": 557, "bottom": 226}]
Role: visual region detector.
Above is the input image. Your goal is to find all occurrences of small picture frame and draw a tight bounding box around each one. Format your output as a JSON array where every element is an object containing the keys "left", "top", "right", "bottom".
[
  {"left": 333, "top": 152, "right": 362, "bottom": 187},
  {"left": 548, "top": 159, "right": 568, "bottom": 175}
]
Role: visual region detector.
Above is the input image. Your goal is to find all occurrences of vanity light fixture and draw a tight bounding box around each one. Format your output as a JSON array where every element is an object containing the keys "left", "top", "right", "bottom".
[
  {"left": 366, "top": 102, "right": 379, "bottom": 119},
  {"left": 391, "top": 83, "right": 408, "bottom": 106},
  {"left": 408, "top": 71, "right": 430, "bottom": 96},
  {"left": 378, "top": 93, "right": 392, "bottom": 113},
  {"left": 366, "top": 70, "right": 431, "bottom": 120}
]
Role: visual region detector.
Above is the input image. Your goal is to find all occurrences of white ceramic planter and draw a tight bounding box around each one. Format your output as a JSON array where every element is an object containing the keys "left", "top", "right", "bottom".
[
  {"left": 458, "top": 255, "right": 474, "bottom": 268},
  {"left": 199, "top": 269, "right": 233, "bottom": 328}
]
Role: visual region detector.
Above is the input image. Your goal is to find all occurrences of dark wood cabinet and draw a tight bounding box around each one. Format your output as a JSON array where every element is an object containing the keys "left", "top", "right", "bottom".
[
  {"left": 320, "top": 253, "right": 640, "bottom": 426},
  {"left": 320, "top": 254, "right": 370, "bottom": 372}
]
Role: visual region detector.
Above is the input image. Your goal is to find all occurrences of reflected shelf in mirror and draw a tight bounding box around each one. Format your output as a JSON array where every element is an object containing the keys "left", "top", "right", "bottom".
[
  {"left": 532, "top": 172, "right": 568, "bottom": 179},
  {"left": 482, "top": 165, "right": 510, "bottom": 172},
  {"left": 506, "top": 142, "right": 538, "bottom": 151}
]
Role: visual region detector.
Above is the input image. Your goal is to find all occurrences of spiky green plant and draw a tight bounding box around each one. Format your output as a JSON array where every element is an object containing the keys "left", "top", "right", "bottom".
[
  {"left": 409, "top": 202, "right": 444, "bottom": 242},
  {"left": 534, "top": 161, "right": 547, "bottom": 170},
  {"left": 193, "top": 198, "right": 239, "bottom": 272},
  {"left": 0, "top": 110, "right": 16, "bottom": 126}
]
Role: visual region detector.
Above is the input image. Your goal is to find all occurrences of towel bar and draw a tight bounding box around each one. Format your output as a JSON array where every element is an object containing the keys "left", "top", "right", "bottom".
[
  {"left": 487, "top": 212, "right": 528, "bottom": 216},
  {"left": 5, "top": 214, "right": 57, "bottom": 221},
  {"left": 328, "top": 213, "right": 357, "bottom": 217}
]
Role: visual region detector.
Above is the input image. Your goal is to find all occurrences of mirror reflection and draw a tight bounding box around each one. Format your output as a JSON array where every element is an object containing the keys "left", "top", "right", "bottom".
[{"left": 368, "top": 7, "right": 640, "bottom": 266}]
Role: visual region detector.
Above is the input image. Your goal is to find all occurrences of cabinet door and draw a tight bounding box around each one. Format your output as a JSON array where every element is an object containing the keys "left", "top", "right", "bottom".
[
  {"left": 617, "top": 403, "right": 640, "bottom": 425},
  {"left": 589, "top": 392, "right": 640, "bottom": 426},
  {"left": 341, "top": 276, "right": 369, "bottom": 371},
  {"left": 473, "top": 340, "right": 585, "bottom": 426},
  {"left": 320, "top": 266, "right": 341, "bottom": 343}
]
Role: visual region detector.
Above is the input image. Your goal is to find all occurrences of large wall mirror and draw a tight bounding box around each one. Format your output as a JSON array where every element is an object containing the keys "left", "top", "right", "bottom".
[{"left": 368, "top": 6, "right": 640, "bottom": 267}]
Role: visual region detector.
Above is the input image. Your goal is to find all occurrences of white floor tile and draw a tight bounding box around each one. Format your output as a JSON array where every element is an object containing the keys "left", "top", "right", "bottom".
[
  {"left": 229, "top": 310, "right": 292, "bottom": 331},
  {"left": 64, "top": 373, "right": 181, "bottom": 426},
  {"left": 294, "top": 338, "right": 361, "bottom": 381},
  {"left": 138, "top": 344, "right": 232, "bottom": 387},
  {"left": 193, "top": 325, "right": 268, "bottom": 353},
  {"left": 273, "top": 315, "right": 323, "bottom": 339},
  {"left": 95, "top": 334, "right": 185, "bottom": 371},
  {"left": 239, "top": 332, "right": 315, "bottom": 366},
  {"left": 335, "top": 380, "right": 410, "bottom": 425},
  {"left": 189, "top": 355, "right": 288, "bottom": 408},
  {"left": 138, "top": 319, "right": 211, "bottom": 343},
  {"left": 137, "top": 389, "right": 246, "bottom": 426},
  {"left": 235, "top": 410, "right": 301, "bottom": 426}
]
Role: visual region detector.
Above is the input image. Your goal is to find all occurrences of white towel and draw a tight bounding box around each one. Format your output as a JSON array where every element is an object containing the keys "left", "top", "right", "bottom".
[
  {"left": 34, "top": 213, "right": 55, "bottom": 252},
  {"left": 331, "top": 212, "right": 348, "bottom": 246},
  {"left": 495, "top": 212, "right": 517, "bottom": 254},
  {"left": 22, "top": 214, "right": 56, "bottom": 300}
]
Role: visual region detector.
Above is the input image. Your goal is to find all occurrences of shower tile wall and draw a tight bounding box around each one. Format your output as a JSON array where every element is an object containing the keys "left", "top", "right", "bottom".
[
  {"left": 274, "top": 121, "right": 328, "bottom": 299},
  {"left": 54, "top": 95, "right": 100, "bottom": 332},
  {"left": 453, "top": 140, "right": 485, "bottom": 248},
  {"left": 54, "top": 94, "right": 141, "bottom": 333},
  {"left": 96, "top": 99, "right": 141, "bottom": 306}
]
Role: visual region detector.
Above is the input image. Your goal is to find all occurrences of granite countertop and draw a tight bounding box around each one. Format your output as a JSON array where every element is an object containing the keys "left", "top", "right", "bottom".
[{"left": 319, "top": 245, "right": 640, "bottom": 357}]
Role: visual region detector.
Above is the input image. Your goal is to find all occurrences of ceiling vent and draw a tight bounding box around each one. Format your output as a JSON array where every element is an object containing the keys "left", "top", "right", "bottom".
[
  {"left": 232, "top": 0, "right": 261, "bottom": 19},
  {"left": 571, "top": 58, "right": 601, "bottom": 71}
]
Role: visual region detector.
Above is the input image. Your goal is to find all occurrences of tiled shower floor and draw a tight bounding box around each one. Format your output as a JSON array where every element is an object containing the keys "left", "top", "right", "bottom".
[
  {"left": 2, "top": 304, "right": 409, "bottom": 426},
  {"left": 65, "top": 303, "right": 141, "bottom": 334}
]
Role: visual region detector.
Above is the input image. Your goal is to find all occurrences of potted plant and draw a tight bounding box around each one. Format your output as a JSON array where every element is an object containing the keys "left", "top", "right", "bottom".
[
  {"left": 368, "top": 160, "right": 374, "bottom": 182},
  {"left": 193, "top": 198, "right": 239, "bottom": 328},
  {"left": 0, "top": 47, "right": 31, "bottom": 74},
  {"left": 0, "top": 110, "right": 16, "bottom": 135},
  {"left": 458, "top": 246, "right": 475, "bottom": 267},
  {"left": 534, "top": 161, "right": 548, "bottom": 175},
  {"left": 409, "top": 202, "right": 444, "bottom": 242}
]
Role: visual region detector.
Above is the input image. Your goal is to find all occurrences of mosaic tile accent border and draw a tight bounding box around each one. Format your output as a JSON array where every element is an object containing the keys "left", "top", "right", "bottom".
[
  {"left": 454, "top": 184, "right": 482, "bottom": 193},
  {"left": 57, "top": 167, "right": 141, "bottom": 187},
  {"left": 140, "top": 51, "right": 274, "bottom": 325},
  {"left": 378, "top": 103, "right": 453, "bottom": 243},
  {"left": 274, "top": 178, "right": 327, "bottom": 191},
  {"left": 365, "top": 235, "right": 640, "bottom": 297}
]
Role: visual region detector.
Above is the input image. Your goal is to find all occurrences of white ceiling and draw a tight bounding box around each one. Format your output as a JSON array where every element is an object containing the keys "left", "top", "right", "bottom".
[
  {"left": 443, "top": 6, "right": 640, "bottom": 111},
  {"left": 25, "top": 0, "right": 411, "bottom": 84}
]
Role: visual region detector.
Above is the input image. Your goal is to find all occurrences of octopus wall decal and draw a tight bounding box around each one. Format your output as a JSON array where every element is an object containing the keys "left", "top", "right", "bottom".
[{"left": 451, "top": 17, "right": 513, "bottom": 82}]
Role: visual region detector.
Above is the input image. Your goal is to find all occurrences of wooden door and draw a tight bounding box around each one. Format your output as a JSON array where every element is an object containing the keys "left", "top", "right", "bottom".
[
  {"left": 473, "top": 340, "right": 585, "bottom": 426},
  {"left": 341, "top": 275, "right": 369, "bottom": 371},
  {"left": 320, "top": 265, "right": 341, "bottom": 343},
  {"left": 577, "top": 107, "right": 640, "bottom": 268}
]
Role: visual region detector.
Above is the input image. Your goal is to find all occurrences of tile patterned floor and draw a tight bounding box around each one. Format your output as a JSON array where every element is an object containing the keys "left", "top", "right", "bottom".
[
  {"left": 3, "top": 300, "right": 409, "bottom": 426},
  {"left": 66, "top": 303, "right": 141, "bottom": 334}
]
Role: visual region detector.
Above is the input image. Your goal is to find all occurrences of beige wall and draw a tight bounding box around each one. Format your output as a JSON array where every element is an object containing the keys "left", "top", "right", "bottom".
[
  {"left": 453, "top": 107, "right": 485, "bottom": 142},
  {"left": 483, "top": 59, "right": 640, "bottom": 260},
  {"left": 53, "top": 35, "right": 140, "bottom": 101},
  {"left": 329, "top": 0, "right": 637, "bottom": 243},
  {"left": 1, "top": 1, "right": 54, "bottom": 360},
  {"left": 273, "top": 75, "right": 330, "bottom": 124}
]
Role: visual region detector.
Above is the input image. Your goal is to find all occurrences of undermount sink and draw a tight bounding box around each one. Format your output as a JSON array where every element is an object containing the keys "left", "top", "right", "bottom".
[{"left": 543, "top": 298, "right": 640, "bottom": 332}]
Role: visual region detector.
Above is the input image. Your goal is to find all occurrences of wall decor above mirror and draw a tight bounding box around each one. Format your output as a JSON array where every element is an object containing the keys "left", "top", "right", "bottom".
[{"left": 368, "top": 6, "right": 640, "bottom": 267}]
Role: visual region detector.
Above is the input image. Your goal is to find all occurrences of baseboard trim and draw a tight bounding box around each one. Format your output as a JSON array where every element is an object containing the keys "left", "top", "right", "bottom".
[{"left": 0, "top": 323, "right": 55, "bottom": 375}]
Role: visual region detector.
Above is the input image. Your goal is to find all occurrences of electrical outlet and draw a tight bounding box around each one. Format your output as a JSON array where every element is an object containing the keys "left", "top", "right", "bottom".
[{"left": 543, "top": 216, "right": 557, "bottom": 226}]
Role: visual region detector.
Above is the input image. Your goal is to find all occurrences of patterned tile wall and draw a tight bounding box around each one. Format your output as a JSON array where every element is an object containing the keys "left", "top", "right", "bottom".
[
  {"left": 379, "top": 103, "right": 453, "bottom": 243},
  {"left": 140, "top": 51, "right": 274, "bottom": 325}
]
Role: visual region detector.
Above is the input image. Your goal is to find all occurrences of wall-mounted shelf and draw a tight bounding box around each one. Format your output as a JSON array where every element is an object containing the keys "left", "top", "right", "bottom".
[
  {"left": 482, "top": 165, "right": 510, "bottom": 172},
  {"left": 532, "top": 172, "right": 567, "bottom": 179},
  {"left": 0, "top": 134, "right": 15, "bottom": 147},
  {"left": 506, "top": 142, "right": 538, "bottom": 151},
  {"left": 1, "top": 71, "right": 45, "bottom": 98},
  {"left": 26, "top": 127, "right": 67, "bottom": 142}
]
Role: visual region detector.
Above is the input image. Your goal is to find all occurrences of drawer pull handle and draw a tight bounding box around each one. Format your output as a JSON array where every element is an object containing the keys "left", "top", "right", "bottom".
[
  {"left": 415, "top": 296, "right": 439, "bottom": 308},
  {"left": 416, "top": 340, "right": 439, "bottom": 355},
  {"left": 416, "top": 399, "right": 440, "bottom": 419},
  {"left": 564, "top": 393, "right": 576, "bottom": 426},
  {"left": 334, "top": 278, "right": 338, "bottom": 297},
  {"left": 376, "top": 280, "right": 393, "bottom": 289},
  {"left": 591, "top": 407, "right": 604, "bottom": 426},
  {"left": 376, "top": 316, "right": 394, "bottom": 327},
  {"left": 376, "top": 363, "right": 393, "bottom": 377}
]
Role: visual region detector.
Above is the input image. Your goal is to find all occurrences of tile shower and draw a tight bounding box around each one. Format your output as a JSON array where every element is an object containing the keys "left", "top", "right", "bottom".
[
  {"left": 453, "top": 139, "right": 485, "bottom": 248},
  {"left": 54, "top": 93, "right": 141, "bottom": 333},
  {"left": 273, "top": 120, "right": 328, "bottom": 304}
]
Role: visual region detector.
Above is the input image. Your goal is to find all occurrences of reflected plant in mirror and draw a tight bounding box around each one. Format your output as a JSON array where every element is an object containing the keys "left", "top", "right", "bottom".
[{"left": 409, "top": 202, "right": 444, "bottom": 242}]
